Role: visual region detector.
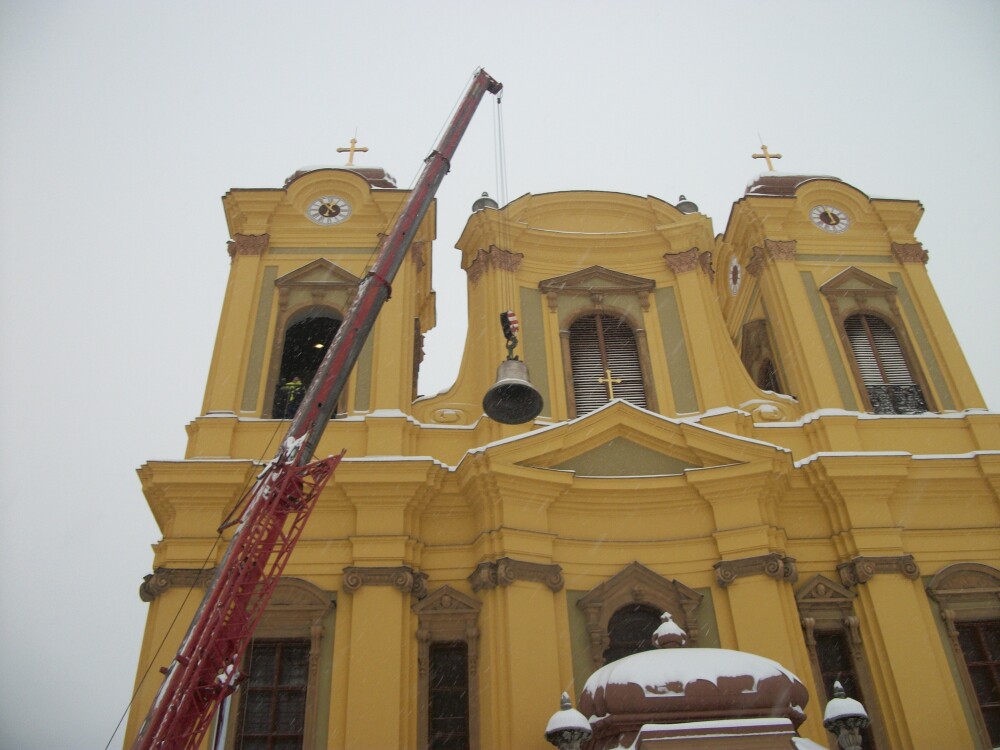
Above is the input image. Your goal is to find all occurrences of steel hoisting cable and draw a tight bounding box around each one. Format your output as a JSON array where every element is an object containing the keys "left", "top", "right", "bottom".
[{"left": 103, "top": 418, "right": 286, "bottom": 750}]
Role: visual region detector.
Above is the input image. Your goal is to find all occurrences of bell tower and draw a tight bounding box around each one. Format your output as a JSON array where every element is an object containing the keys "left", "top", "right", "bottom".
[{"left": 190, "top": 163, "right": 436, "bottom": 458}]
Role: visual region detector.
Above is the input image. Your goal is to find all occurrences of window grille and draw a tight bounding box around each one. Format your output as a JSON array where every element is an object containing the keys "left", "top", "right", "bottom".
[
  {"left": 603, "top": 604, "right": 661, "bottom": 664},
  {"left": 428, "top": 642, "right": 471, "bottom": 750},
  {"left": 956, "top": 620, "right": 1000, "bottom": 745},
  {"left": 843, "top": 314, "right": 926, "bottom": 414},
  {"left": 236, "top": 639, "right": 309, "bottom": 750}
]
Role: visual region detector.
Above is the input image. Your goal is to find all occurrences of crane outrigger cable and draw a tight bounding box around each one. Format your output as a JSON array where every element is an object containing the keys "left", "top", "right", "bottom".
[{"left": 131, "top": 68, "right": 502, "bottom": 750}]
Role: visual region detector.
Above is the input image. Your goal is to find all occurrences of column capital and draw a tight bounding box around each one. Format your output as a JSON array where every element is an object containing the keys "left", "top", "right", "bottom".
[
  {"left": 139, "top": 566, "right": 215, "bottom": 602},
  {"left": 714, "top": 552, "right": 797, "bottom": 588},
  {"left": 342, "top": 565, "right": 428, "bottom": 599},
  {"left": 468, "top": 557, "right": 563, "bottom": 592},
  {"left": 837, "top": 555, "right": 920, "bottom": 587}
]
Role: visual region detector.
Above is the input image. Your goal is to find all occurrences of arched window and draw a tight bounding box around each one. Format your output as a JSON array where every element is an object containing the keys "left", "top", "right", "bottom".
[
  {"left": 843, "top": 313, "right": 926, "bottom": 414},
  {"left": 271, "top": 314, "right": 341, "bottom": 419},
  {"left": 569, "top": 314, "right": 647, "bottom": 417},
  {"left": 603, "top": 604, "right": 662, "bottom": 664}
]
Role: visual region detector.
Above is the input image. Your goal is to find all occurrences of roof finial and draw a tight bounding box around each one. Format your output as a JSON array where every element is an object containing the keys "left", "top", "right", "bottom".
[
  {"left": 337, "top": 137, "right": 369, "bottom": 166},
  {"left": 752, "top": 144, "right": 783, "bottom": 171}
]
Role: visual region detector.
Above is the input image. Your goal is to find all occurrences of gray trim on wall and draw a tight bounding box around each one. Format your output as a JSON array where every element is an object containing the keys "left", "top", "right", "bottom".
[
  {"left": 801, "top": 271, "right": 858, "bottom": 410},
  {"left": 242, "top": 265, "right": 279, "bottom": 412},
  {"left": 890, "top": 272, "right": 954, "bottom": 410}
]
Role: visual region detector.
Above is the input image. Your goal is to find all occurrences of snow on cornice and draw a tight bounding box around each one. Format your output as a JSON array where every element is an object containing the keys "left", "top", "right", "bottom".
[{"left": 794, "top": 449, "right": 1000, "bottom": 468}]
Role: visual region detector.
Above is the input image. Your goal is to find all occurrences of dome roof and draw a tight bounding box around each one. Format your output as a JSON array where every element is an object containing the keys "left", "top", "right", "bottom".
[
  {"left": 284, "top": 165, "right": 397, "bottom": 188},
  {"left": 745, "top": 173, "right": 842, "bottom": 197}
]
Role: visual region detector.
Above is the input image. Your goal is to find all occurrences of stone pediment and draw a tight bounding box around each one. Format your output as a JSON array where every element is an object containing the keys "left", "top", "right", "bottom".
[
  {"left": 819, "top": 266, "right": 896, "bottom": 297},
  {"left": 467, "top": 401, "right": 788, "bottom": 478},
  {"left": 539, "top": 266, "right": 655, "bottom": 296},
  {"left": 795, "top": 574, "right": 855, "bottom": 612},
  {"left": 276, "top": 258, "right": 362, "bottom": 289}
]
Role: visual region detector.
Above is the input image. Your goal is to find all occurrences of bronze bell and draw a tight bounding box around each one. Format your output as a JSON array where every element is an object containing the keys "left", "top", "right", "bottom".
[{"left": 482, "top": 359, "right": 544, "bottom": 424}]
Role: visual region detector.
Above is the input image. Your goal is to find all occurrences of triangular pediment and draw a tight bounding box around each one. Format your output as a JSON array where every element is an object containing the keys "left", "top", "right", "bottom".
[
  {"left": 276, "top": 258, "right": 361, "bottom": 288},
  {"left": 549, "top": 437, "right": 697, "bottom": 477},
  {"left": 539, "top": 266, "right": 655, "bottom": 296},
  {"left": 464, "top": 401, "right": 789, "bottom": 478},
  {"left": 795, "top": 574, "right": 855, "bottom": 612},
  {"left": 819, "top": 266, "right": 896, "bottom": 297},
  {"left": 412, "top": 585, "right": 481, "bottom": 617}
]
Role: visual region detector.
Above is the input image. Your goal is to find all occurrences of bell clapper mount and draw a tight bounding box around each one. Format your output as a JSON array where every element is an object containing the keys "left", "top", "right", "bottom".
[
  {"left": 500, "top": 310, "right": 520, "bottom": 360},
  {"left": 482, "top": 309, "right": 544, "bottom": 425}
]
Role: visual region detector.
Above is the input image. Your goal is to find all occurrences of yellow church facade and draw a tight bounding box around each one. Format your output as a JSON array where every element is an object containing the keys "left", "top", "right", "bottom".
[{"left": 127, "top": 165, "right": 1000, "bottom": 750}]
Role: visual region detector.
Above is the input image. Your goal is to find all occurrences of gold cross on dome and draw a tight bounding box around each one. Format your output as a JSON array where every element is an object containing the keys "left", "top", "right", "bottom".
[
  {"left": 752, "top": 144, "right": 783, "bottom": 171},
  {"left": 337, "top": 137, "right": 369, "bottom": 166},
  {"left": 598, "top": 369, "right": 623, "bottom": 399}
]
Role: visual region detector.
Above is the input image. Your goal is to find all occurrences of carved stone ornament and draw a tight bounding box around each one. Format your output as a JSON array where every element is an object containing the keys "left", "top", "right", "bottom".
[
  {"left": 795, "top": 574, "right": 856, "bottom": 613},
  {"left": 714, "top": 553, "right": 798, "bottom": 588},
  {"left": 891, "top": 242, "right": 929, "bottom": 264},
  {"left": 226, "top": 232, "right": 269, "bottom": 259},
  {"left": 746, "top": 247, "right": 766, "bottom": 278},
  {"left": 139, "top": 566, "right": 216, "bottom": 602},
  {"left": 465, "top": 245, "right": 524, "bottom": 284},
  {"left": 837, "top": 555, "right": 920, "bottom": 587},
  {"left": 699, "top": 250, "right": 715, "bottom": 280},
  {"left": 764, "top": 238, "right": 797, "bottom": 261},
  {"left": 539, "top": 265, "right": 655, "bottom": 312},
  {"left": 410, "top": 240, "right": 427, "bottom": 271},
  {"left": 468, "top": 557, "right": 563, "bottom": 592},
  {"left": 342, "top": 565, "right": 428, "bottom": 599},
  {"left": 663, "top": 247, "right": 701, "bottom": 275}
]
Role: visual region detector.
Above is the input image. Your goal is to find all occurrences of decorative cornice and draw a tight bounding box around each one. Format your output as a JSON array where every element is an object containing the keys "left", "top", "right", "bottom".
[
  {"left": 891, "top": 242, "right": 929, "bottom": 264},
  {"left": 838, "top": 555, "right": 920, "bottom": 587},
  {"left": 746, "top": 246, "right": 766, "bottom": 278},
  {"left": 698, "top": 250, "right": 715, "bottom": 280},
  {"left": 140, "top": 567, "right": 215, "bottom": 602},
  {"left": 764, "top": 238, "right": 797, "bottom": 261},
  {"left": 468, "top": 557, "right": 564, "bottom": 593},
  {"left": 465, "top": 245, "right": 523, "bottom": 284},
  {"left": 663, "top": 247, "right": 700, "bottom": 275},
  {"left": 343, "top": 565, "right": 428, "bottom": 599},
  {"left": 714, "top": 553, "right": 798, "bottom": 588},
  {"left": 410, "top": 240, "right": 427, "bottom": 271},
  {"left": 227, "top": 232, "right": 269, "bottom": 259}
]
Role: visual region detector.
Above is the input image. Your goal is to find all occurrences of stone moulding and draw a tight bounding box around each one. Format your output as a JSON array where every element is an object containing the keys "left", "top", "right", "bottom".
[
  {"left": 837, "top": 555, "right": 920, "bottom": 587},
  {"left": 891, "top": 242, "right": 929, "bottom": 264},
  {"left": 227, "top": 232, "right": 269, "bottom": 259},
  {"left": 465, "top": 245, "right": 523, "bottom": 284},
  {"left": 663, "top": 247, "right": 701, "bottom": 275},
  {"left": 714, "top": 553, "right": 798, "bottom": 588},
  {"left": 342, "top": 565, "right": 428, "bottom": 599},
  {"left": 468, "top": 557, "right": 564, "bottom": 592},
  {"left": 139, "top": 566, "right": 216, "bottom": 602},
  {"left": 747, "top": 239, "right": 798, "bottom": 277}
]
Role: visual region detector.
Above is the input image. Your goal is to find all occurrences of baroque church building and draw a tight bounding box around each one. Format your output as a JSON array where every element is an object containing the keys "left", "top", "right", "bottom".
[{"left": 127, "top": 161, "right": 1000, "bottom": 749}]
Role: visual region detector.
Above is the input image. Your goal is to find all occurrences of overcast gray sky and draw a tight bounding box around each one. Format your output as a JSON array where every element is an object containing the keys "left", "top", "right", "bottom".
[{"left": 1, "top": 2, "right": 997, "bottom": 748}]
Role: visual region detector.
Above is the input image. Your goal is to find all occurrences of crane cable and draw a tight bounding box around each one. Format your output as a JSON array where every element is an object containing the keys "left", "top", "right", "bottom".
[{"left": 103, "top": 418, "right": 287, "bottom": 750}]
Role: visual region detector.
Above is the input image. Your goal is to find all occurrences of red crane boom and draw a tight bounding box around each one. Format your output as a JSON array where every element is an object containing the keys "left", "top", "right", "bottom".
[{"left": 131, "top": 68, "right": 503, "bottom": 750}]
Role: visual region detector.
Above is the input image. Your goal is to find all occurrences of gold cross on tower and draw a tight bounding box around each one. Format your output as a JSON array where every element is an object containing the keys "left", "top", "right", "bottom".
[
  {"left": 752, "top": 144, "right": 783, "bottom": 171},
  {"left": 598, "top": 369, "right": 623, "bottom": 399},
  {"left": 337, "top": 138, "right": 369, "bottom": 166}
]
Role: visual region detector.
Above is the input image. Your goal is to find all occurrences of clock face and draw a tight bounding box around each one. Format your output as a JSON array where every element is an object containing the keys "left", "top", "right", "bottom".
[
  {"left": 728, "top": 256, "right": 742, "bottom": 295},
  {"left": 810, "top": 205, "right": 850, "bottom": 233},
  {"left": 307, "top": 195, "right": 352, "bottom": 225}
]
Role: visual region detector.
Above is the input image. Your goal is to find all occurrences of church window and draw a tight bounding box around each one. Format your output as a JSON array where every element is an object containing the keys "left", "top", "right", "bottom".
[
  {"left": 955, "top": 621, "right": 1000, "bottom": 745},
  {"left": 271, "top": 314, "right": 341, "bottom": 418},
  {"left": 235, "top": 639, "right": 310, "bottom": 750},
  {"left": 843, "top": 313, "right": 927, "bottom": 414},
  {"left": 740, "top": 319, "right": 784, "bottom": 394},
  {"left": 813, "top": 630, "right": 880, "bottom": 749},
  {"left": 428, "top": 642, "right": 471, "bottom": 750},
  {"left": 603, "top": 604, "right": 662, "bottom": 664},
  {"left": 569, "top": 314, "right": 647, "bottom": 417}
]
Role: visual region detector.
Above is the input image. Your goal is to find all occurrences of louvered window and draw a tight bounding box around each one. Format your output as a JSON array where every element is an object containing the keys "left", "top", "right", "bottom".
[
  {"left": 569, "top": 314, "right": 646, "bottom": 417},
  {"left": 843, "top": 314, "right": 927, "bottom": 414}
]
